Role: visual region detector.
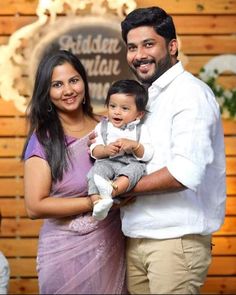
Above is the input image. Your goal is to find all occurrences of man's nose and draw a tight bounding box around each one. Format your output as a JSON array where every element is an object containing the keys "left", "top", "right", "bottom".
[{"left": 135, "top": 46, "right": 148, "bottom": 59}]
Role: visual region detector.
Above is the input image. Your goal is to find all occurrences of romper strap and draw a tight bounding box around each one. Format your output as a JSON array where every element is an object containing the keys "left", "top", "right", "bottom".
[{"left": 100, "top": 118, "right": 108, "bottom": 145}]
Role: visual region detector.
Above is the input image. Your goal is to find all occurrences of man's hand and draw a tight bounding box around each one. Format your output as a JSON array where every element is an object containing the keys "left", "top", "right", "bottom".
[{"left": 112, "top": 195, "right": 136, "bottom": 209}]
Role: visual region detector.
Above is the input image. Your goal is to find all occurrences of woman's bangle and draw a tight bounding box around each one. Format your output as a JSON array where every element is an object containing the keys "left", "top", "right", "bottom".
[
  {"left": 87, "top": 197, "right": 94, "bottom": 210},
  {"left": 133, "top": 143, "right": 141, "bottom": 152}
]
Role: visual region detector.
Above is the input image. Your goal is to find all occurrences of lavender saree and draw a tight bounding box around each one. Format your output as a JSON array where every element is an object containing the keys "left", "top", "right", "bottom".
[{"left": 24, "top": 133, "right": 126, "bottom": 294}]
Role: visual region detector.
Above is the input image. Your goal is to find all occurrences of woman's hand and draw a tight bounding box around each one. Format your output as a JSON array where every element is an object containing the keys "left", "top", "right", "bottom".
[{"left": 87, "top": 130, "right": 97, "bottom": 148}]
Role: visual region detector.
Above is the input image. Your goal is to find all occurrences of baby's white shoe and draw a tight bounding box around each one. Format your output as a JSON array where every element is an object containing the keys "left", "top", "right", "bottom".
[
  {"left": 92, "top": 198, "right": 113, "bottom": 221},
  {"left": 94, "top": 174, "right": 113, "bottom": 198}
]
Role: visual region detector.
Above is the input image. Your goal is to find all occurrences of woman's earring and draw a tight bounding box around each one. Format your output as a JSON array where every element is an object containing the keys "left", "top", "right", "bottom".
[
  {"left": 48, "top": 103, "right": 52, "bottom": 112},
  {"left": 82, "top": 98, "right": 86, "bottom": 104}
]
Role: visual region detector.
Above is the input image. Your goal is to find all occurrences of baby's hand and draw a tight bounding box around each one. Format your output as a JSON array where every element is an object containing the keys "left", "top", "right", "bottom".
[
  {"left": 104, "top": 142, "right": 121, "bottom": 156},
  {"left": 115, "top": 138, "right": 137, "bottom": 154}
]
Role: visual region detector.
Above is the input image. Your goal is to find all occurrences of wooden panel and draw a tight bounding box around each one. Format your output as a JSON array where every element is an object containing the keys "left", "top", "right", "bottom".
[
  {"left": 174, "top": 15, "right": 236, "bottom": 34},
  {"left": 6, "top": 256, "right": 236, "bottom": 277},
  {"left": 0, "top": 198, "right": 27, "bottom": 217},
  {"left": 1, "top": 35, "right": 235, "bottom": 56},
  {"left": 0, "top": 158, "right": 23, "bottom": 177},
  {"left": 225, "top": 197, "right": 236, "bottom": 215},
  {"left": 0, "top": 16, "right": 37, "bottom": 35},
  {"left": 201, "top": 277, "right": 236, "bottom": 294},
  {"left": 0, "top": 1, "right": 38, "bottom": 15},
  {"left": 225, "top": 137, "right": 236, "bottom": 156},
  {"left": 216, "top": 216, "right": 236, "bottom": 235},
  {"left": 4, "top": 277, "right": 226, "bottom": 295},
  {"left": 217, "top": 76, "right": 236, "bottom": 90},
  {"left": 185, "top": 55, "right": 221, "bottom": 75},
  {"left": 212, "top": 236, "right": 236, "bottom": 255},
  {"left": 0, "top": 194, "right": 234, "bottom": 217},
  {"left": 1, "top": 218, "right": 42, "bottom": 237},
  {"left": 0, "top": 99, "right": 24, "bottom": 116},
  {"left": 226, "top": 176, "right": 236, "bottom": 195},
  {"left": 0, "top": 178, "right": 23, "bottom": 196},
  {"left": 226, "top": 157, "right": 236, "bottom": 175},
  {"left": 1, "top": 0, "right": 236, "bottom": 15},
  {"left": 180, "top": 35, "right": 236, "bottom": 54},
  {"left": 223, "top": 120, "right": 236, "bottom": 135},
  {"left": 0, "top": 176, "right": 234, "bottom": 212},
  {"left": 0, "top": 138, "right": 25, "bottom": 157},
  {"left": 1, "top": 216, "right": 235, "bottom": 237},
  {"left": 0, "top": 118, "right": 27, "bottom": 136},
  {"left": 1, "top": 195, "right": 233, "bottom": 218},
  {"left": 0, "top": 2, "right": 235, "bottom": 294},
  {"left": 0, "top": 238, "right": 37, "bottom": 257},
  {"left": 8, "top": 258, "right": 37, "bottom": 276},
  {"left": 208, "top": 256, "right": 236, "bottom": 275},
  {"left": 1, "top": 236, "right": 235, "bottom": 257},
  {"left": 9, "top": 279, "right": 38, "bottom": 295},
  {"left": 0, "top": 175, "right": 234, "bottom": 199},
  {"left": 0, "top": 36, "right": 9, "bottom": 45},
  {"left": 1, "top": 15, "right": 236, "bottom": 35},
  {"left": 136, "top": 0, "right": 236, "bottom": 14}
]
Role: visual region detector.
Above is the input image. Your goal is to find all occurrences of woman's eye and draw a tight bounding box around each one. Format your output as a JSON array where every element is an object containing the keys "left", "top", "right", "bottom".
[
  {"left": 51, "top": 82, "right": 62, "bottom": 88},
  {"left": 71, "top": 78, "right": 79, "bottom": 84}
]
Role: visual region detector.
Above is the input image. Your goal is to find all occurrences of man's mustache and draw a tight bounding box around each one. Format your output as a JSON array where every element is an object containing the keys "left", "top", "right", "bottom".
[{"left": 133, "top": 59, "right": 155, "bottom": 67}]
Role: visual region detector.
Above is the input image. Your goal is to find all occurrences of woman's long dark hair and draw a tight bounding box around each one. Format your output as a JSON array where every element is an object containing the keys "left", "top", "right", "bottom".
[{"left": 22, "top": 50, "right": 94, "bottom": 182}]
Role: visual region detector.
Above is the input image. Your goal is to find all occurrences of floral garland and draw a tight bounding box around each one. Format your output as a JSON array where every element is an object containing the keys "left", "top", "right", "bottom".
[{"left": 198, "top": 54, "right": 236, "bottom": 120}]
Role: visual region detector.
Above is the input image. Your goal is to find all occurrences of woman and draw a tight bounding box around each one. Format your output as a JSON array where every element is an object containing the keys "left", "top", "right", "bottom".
[{"left": 22, "top": 50, "right": 126, "bottom": 294}]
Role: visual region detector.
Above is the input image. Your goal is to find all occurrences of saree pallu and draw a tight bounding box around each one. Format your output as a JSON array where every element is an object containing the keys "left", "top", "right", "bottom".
[{"left": 37, "top": 210, "right": 126, "bottom": 294}]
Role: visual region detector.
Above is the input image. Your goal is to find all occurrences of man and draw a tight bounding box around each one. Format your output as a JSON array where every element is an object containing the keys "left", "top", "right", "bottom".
[{"left": 119, "top": 6, "right": 226, "bottom": 294}]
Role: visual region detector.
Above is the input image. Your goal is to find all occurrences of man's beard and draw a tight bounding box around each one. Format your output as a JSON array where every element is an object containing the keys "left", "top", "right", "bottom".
[{"left": 131, "top": 53, "right": 173, "bottom": 87}]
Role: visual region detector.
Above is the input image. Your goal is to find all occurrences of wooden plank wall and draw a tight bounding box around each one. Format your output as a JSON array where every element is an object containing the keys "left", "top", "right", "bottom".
[{"left": 0, "top": 0, "right": 236, "bottom": 293}]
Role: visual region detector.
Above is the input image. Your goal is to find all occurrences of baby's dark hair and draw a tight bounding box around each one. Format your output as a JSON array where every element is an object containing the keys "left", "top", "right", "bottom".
[{"left": 105, "top": 79, "right": 148, "bottom": 112}]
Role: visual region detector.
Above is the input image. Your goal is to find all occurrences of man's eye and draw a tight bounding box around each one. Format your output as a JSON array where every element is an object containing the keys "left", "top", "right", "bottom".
[
  {"left": 128, "top": 46, "right": 136, "bottom": 52},
  {"left": 145, "top": 42, "right": 153, "bottom": 48}
]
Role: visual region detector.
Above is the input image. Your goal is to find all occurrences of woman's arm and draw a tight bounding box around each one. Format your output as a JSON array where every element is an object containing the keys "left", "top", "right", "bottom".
[{"left": 24, "top": 157, "right": 95, "bottom": 219}]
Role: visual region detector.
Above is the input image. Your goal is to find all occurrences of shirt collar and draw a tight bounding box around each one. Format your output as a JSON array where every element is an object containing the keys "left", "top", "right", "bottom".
[
  {"left": 121, "top": 119, "right": 140, "bottom": 130},
  {"left": 150, "top": 61, "right": 184, "bottom": 91}
]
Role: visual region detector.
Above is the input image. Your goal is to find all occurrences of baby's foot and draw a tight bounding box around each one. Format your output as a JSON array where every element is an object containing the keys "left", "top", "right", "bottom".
[
  {"left": 92, "top": 198, "right": 113, "bottom": 221},
  {"left": 94, "top": 174, "right": 113, "bottom": 198}
]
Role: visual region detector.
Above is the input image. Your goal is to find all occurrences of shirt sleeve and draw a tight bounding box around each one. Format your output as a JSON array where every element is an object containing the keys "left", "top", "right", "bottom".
[
  {"left": 166, "top": 82, "right": 220, "bottom": 191},
  {"left": 134, "top": 124, "right": 154, "bottom": 162},
  {"left": 24, "top": 133, "right": 47, "bottom": 161},
  {"left": 90, "top": 122, "right": 105, "bottom": 159}
]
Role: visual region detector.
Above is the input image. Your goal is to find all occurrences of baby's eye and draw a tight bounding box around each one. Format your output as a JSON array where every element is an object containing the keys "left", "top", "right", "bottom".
[
  {"left": 122, "top": 107, "right": 129, "bottom": 111},
  {"left": 109, "top": 104, "right": 116, "bottom": 109}
]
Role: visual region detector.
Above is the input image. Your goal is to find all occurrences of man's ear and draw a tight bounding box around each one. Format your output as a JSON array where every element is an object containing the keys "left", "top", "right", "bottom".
[{"left": 169, "top": 39, "right": 178, "bottom": 56}]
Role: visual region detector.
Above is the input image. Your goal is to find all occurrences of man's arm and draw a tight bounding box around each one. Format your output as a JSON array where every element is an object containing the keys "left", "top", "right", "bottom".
[{"left": 129, "top": 166, "right": 185, "bottom": 196}]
